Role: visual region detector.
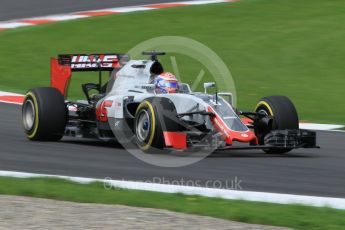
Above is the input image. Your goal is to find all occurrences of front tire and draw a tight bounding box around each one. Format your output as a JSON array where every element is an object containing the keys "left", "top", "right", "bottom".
[
  {"left": 255, "top": 96, "right": 299, "bottom": 154},
  {"left": 22, "top": 87, "right": 67, "bottom": 141},
  {"left": 134, "top": 98, "right": 179, "bottom": 152}
]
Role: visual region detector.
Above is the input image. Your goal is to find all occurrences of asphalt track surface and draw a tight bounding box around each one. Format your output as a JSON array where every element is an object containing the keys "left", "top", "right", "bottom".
[
  {"left": 1, "top": 102, "right": 345, "bottom": 198},
  {"left": 0, "top": 0, "right": 176, "bottom": 21}
]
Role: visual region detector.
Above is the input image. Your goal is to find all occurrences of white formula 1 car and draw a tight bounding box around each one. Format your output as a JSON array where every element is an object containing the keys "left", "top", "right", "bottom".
[{"left": 22, "top": 51, "right": 318, "bottom": 154}]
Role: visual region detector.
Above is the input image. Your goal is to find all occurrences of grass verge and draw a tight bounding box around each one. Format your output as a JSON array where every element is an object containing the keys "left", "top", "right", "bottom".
[
  {"left": 0, "top": 176, "right": 344, "bottom": 230},
  {"left": 0, "top": 0, "right": 345, "bottom": 124}
]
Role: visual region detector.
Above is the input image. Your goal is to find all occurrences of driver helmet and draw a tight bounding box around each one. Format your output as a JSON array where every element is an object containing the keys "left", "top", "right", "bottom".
[{"left": 154, "top": 72, "right": 179, "bottom": 94}]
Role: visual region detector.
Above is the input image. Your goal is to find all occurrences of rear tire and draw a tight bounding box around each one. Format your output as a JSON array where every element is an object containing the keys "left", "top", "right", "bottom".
[
  {"left": 22, "top": 87, "right": 67, "bottom": 141},
  {"left": 255, "top": 96, "right": 299, "bottom": 154}
]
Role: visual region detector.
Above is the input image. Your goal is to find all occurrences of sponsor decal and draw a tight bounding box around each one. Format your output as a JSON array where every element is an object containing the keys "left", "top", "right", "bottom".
[
  {"left": 114, "top": 120, "right": 121, "bottom": 127},
  {"left": 70, "top": 55, "right": 118, "bottom": 69}
]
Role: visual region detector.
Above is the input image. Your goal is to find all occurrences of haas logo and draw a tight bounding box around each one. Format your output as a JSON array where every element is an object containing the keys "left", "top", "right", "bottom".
[{"left": 71, "top": 55, "right": 118, "bottom": 69}]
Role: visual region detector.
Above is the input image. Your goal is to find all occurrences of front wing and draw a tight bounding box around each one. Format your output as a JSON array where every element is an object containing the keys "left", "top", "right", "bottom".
[{"left": 217, "top": 129, "right": 318, "bottom": 150}]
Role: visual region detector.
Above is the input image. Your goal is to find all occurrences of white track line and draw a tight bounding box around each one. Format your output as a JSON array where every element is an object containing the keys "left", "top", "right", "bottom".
[
  {"left": 299, "top": 123, "right": 344, "bottom": 131},
  {"left": 0, "top": 91, "right": 23, "bottom": 96},
  {"left": 0, "top": 22, "right": 32, "bottom": 29},
  {"left": 40, "top": 15, "right": 89, "bottom": 21},
  {"left": 106, "top": 7, "right": 156, "bottom": 13},
  {"left": 0, "top": 170, "right": 344, "bottom": 210},
  {"left": 181, "top": 0, "right": 231, "bottom": 4}
]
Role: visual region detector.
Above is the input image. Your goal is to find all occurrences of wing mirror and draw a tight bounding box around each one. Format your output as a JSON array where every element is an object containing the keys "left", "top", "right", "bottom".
[{"left": 204, "top": 82, "right": 216, "bottom": 93}]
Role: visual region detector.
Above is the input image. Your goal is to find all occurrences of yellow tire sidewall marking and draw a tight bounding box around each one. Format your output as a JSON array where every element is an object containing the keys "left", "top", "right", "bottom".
[
  {"left": 255, "top": 101, "right": 274, "bottom": 116},
  {"left": 136, "top": 101, "right": 156, "bottom": 150},
  {"left": 25, "top": 92, "right": 39, "bottom": 139}
]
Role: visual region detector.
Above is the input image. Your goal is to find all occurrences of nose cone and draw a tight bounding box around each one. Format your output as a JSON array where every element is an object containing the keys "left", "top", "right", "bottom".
[{"left": 224, "top": 130, "right": 258, "bottom": 145}]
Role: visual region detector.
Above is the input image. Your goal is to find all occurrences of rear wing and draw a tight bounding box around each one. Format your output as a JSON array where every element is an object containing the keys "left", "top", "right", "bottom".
[
  {"left": 51, "top": 53, "right": 130, "bottom": 96},
  {"left": 57, "top": 54, "right": 130, "bottom": 71}
]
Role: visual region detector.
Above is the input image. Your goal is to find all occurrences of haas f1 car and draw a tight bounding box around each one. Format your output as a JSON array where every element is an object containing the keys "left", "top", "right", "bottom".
[{"left": 22, "top": 51, "right": 318, "bottom": 154}]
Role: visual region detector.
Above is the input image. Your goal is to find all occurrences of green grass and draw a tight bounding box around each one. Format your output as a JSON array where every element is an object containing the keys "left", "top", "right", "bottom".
[
  {"left": 0, "top": 177, "right": 344, "bottom": 230},
  {"left": 1, "top": 0, "right": 345, "bottom": 124}
]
